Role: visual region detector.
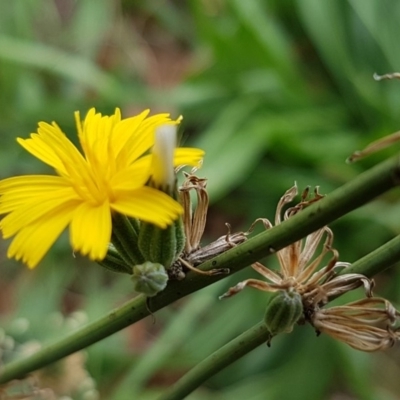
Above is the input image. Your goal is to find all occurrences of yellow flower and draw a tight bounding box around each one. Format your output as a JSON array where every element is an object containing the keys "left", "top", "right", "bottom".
[{"left": 0, "top": 108, "right": 204, "bottom": 268}]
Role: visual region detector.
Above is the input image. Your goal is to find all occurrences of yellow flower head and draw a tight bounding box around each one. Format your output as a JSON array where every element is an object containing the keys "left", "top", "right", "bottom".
[{"left": 0, "top": 108, "right": 204, "bottom": 268}]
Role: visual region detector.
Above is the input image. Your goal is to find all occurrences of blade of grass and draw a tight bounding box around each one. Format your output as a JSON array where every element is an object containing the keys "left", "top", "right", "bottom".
[{"left": 0, "top": 35, "right": 124, "bottom": 101}]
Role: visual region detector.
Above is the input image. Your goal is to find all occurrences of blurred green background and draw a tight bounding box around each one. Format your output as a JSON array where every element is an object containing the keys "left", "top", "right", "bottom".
[{"left": 1, "top": 0, "right": 400, "bottom": 399}]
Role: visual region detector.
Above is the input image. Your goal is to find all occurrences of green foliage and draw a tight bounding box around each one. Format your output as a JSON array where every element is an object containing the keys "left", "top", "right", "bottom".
[{"left": 1, "top": 0, "right": 400, "bottom": 399}]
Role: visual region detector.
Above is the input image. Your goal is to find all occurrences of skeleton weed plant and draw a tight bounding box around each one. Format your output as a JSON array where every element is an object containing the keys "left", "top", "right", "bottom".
[{"left": 1, "top": 104, "right": 400, "bottom": 398}]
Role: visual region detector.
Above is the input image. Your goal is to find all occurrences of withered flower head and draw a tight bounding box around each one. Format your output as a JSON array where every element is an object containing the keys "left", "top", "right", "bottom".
[
  {"left": 220, "top": 184, "right": 368, "bottom": 307},
  {"left": 169, "top": 172, "right": 249, "bottom": 279},
  {"left": 179, "top": 172, "right": 209, "bottom": 255},
  {"left": 218, "top": 184, "right": 400, "bottom": 351},
  {"left": 311, "top": 298, "right": 400, "bottom": 352}
]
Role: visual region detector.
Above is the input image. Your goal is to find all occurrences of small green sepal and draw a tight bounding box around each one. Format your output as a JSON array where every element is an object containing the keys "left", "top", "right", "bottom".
[
  {"left": 131, "top": 262, "right": 169, "bottom": 297},
  {"left": 111, "top": 213, "right": 145, "bottom": 266}
]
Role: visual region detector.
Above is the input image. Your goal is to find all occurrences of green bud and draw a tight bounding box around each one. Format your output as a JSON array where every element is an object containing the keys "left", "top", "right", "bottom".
[
  {"left": 131, "top": 262, "right": 169, "bottom": 297},
  {"left": 264, "top": 290, "right": 303, "bottom": 337}
]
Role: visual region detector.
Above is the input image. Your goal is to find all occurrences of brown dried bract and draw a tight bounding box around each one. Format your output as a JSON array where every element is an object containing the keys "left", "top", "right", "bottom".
[
  {"left": 310, "top": 298, "right": 400, "bottom": 351},
  {"left": 172, "top": 173, "right": 249, "bottom": 279}
]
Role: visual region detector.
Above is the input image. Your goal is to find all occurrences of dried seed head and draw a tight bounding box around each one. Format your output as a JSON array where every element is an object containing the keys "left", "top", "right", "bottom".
[
  {"left": 310, "top": 298, "right": 400, "bottom": 352},
  {"left": 220, "top": 184, "right": 351, "bottom": 305}
]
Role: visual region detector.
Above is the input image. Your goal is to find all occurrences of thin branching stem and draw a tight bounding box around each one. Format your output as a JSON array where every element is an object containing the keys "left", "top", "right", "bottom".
[
  {"left": 345, "top": 233, "right": 400, "bottom": 278},
  {"left": 0, "top": 155, "right": 399, "bottom": 384},
  {"left": 158, "top": 322, "right": 270, "bottom": 400}
]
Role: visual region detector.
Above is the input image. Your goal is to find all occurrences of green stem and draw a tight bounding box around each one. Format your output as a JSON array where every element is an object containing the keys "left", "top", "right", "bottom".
[
  {"left": 158, "top": 322, "right": 270, "bottom": 400},
  {"left": 0, "top": 294, "right": 144, "bottom": 383},
  {"left": 344, "top": 233, "right": 400, "bottom": 278},
  {"left": 0, "top": 155, "right": 399, "bottom": 383}
]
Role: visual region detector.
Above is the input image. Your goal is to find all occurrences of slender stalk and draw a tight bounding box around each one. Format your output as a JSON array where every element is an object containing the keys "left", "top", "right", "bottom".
[
  {"left": 0, "top": 155, "right": 399, "bottom": 384},
  {"left": 158, "top": 322, "right": 270, "bottom": 400},
  {"left": 0, "top": 294, "right": 146, "bottom": 384},
  {"left": 344, "top": 233, "right": 400, "bottom": 278}
]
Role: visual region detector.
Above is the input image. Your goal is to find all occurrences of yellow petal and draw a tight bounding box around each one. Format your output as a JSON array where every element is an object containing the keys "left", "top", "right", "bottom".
[
  {"left": 110, "top": 156, "right": 152, "bottom": 191},
  {"left": 174, "top": 148, "right": 205, "bottom": 169},
  {"left": 70, "top": 201, "right": 112, "bottom": 260},
  {"left": 0, "top": 177, "right": 79, "bottom": 237},
  {"left": 7, "top": 206, "right": 74, "bottom": 268},
  {"left": 111, "top": 186, "right": 182, "bottom": 228},
  {"left": 123, "top": 114, "right": 179, "bottom": 165},
  {"left": 17, "top": 122, "right": 87, "bottom": 177},
  {"left": 111, "top": 110, "right": 151, "bottom": 161}
]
